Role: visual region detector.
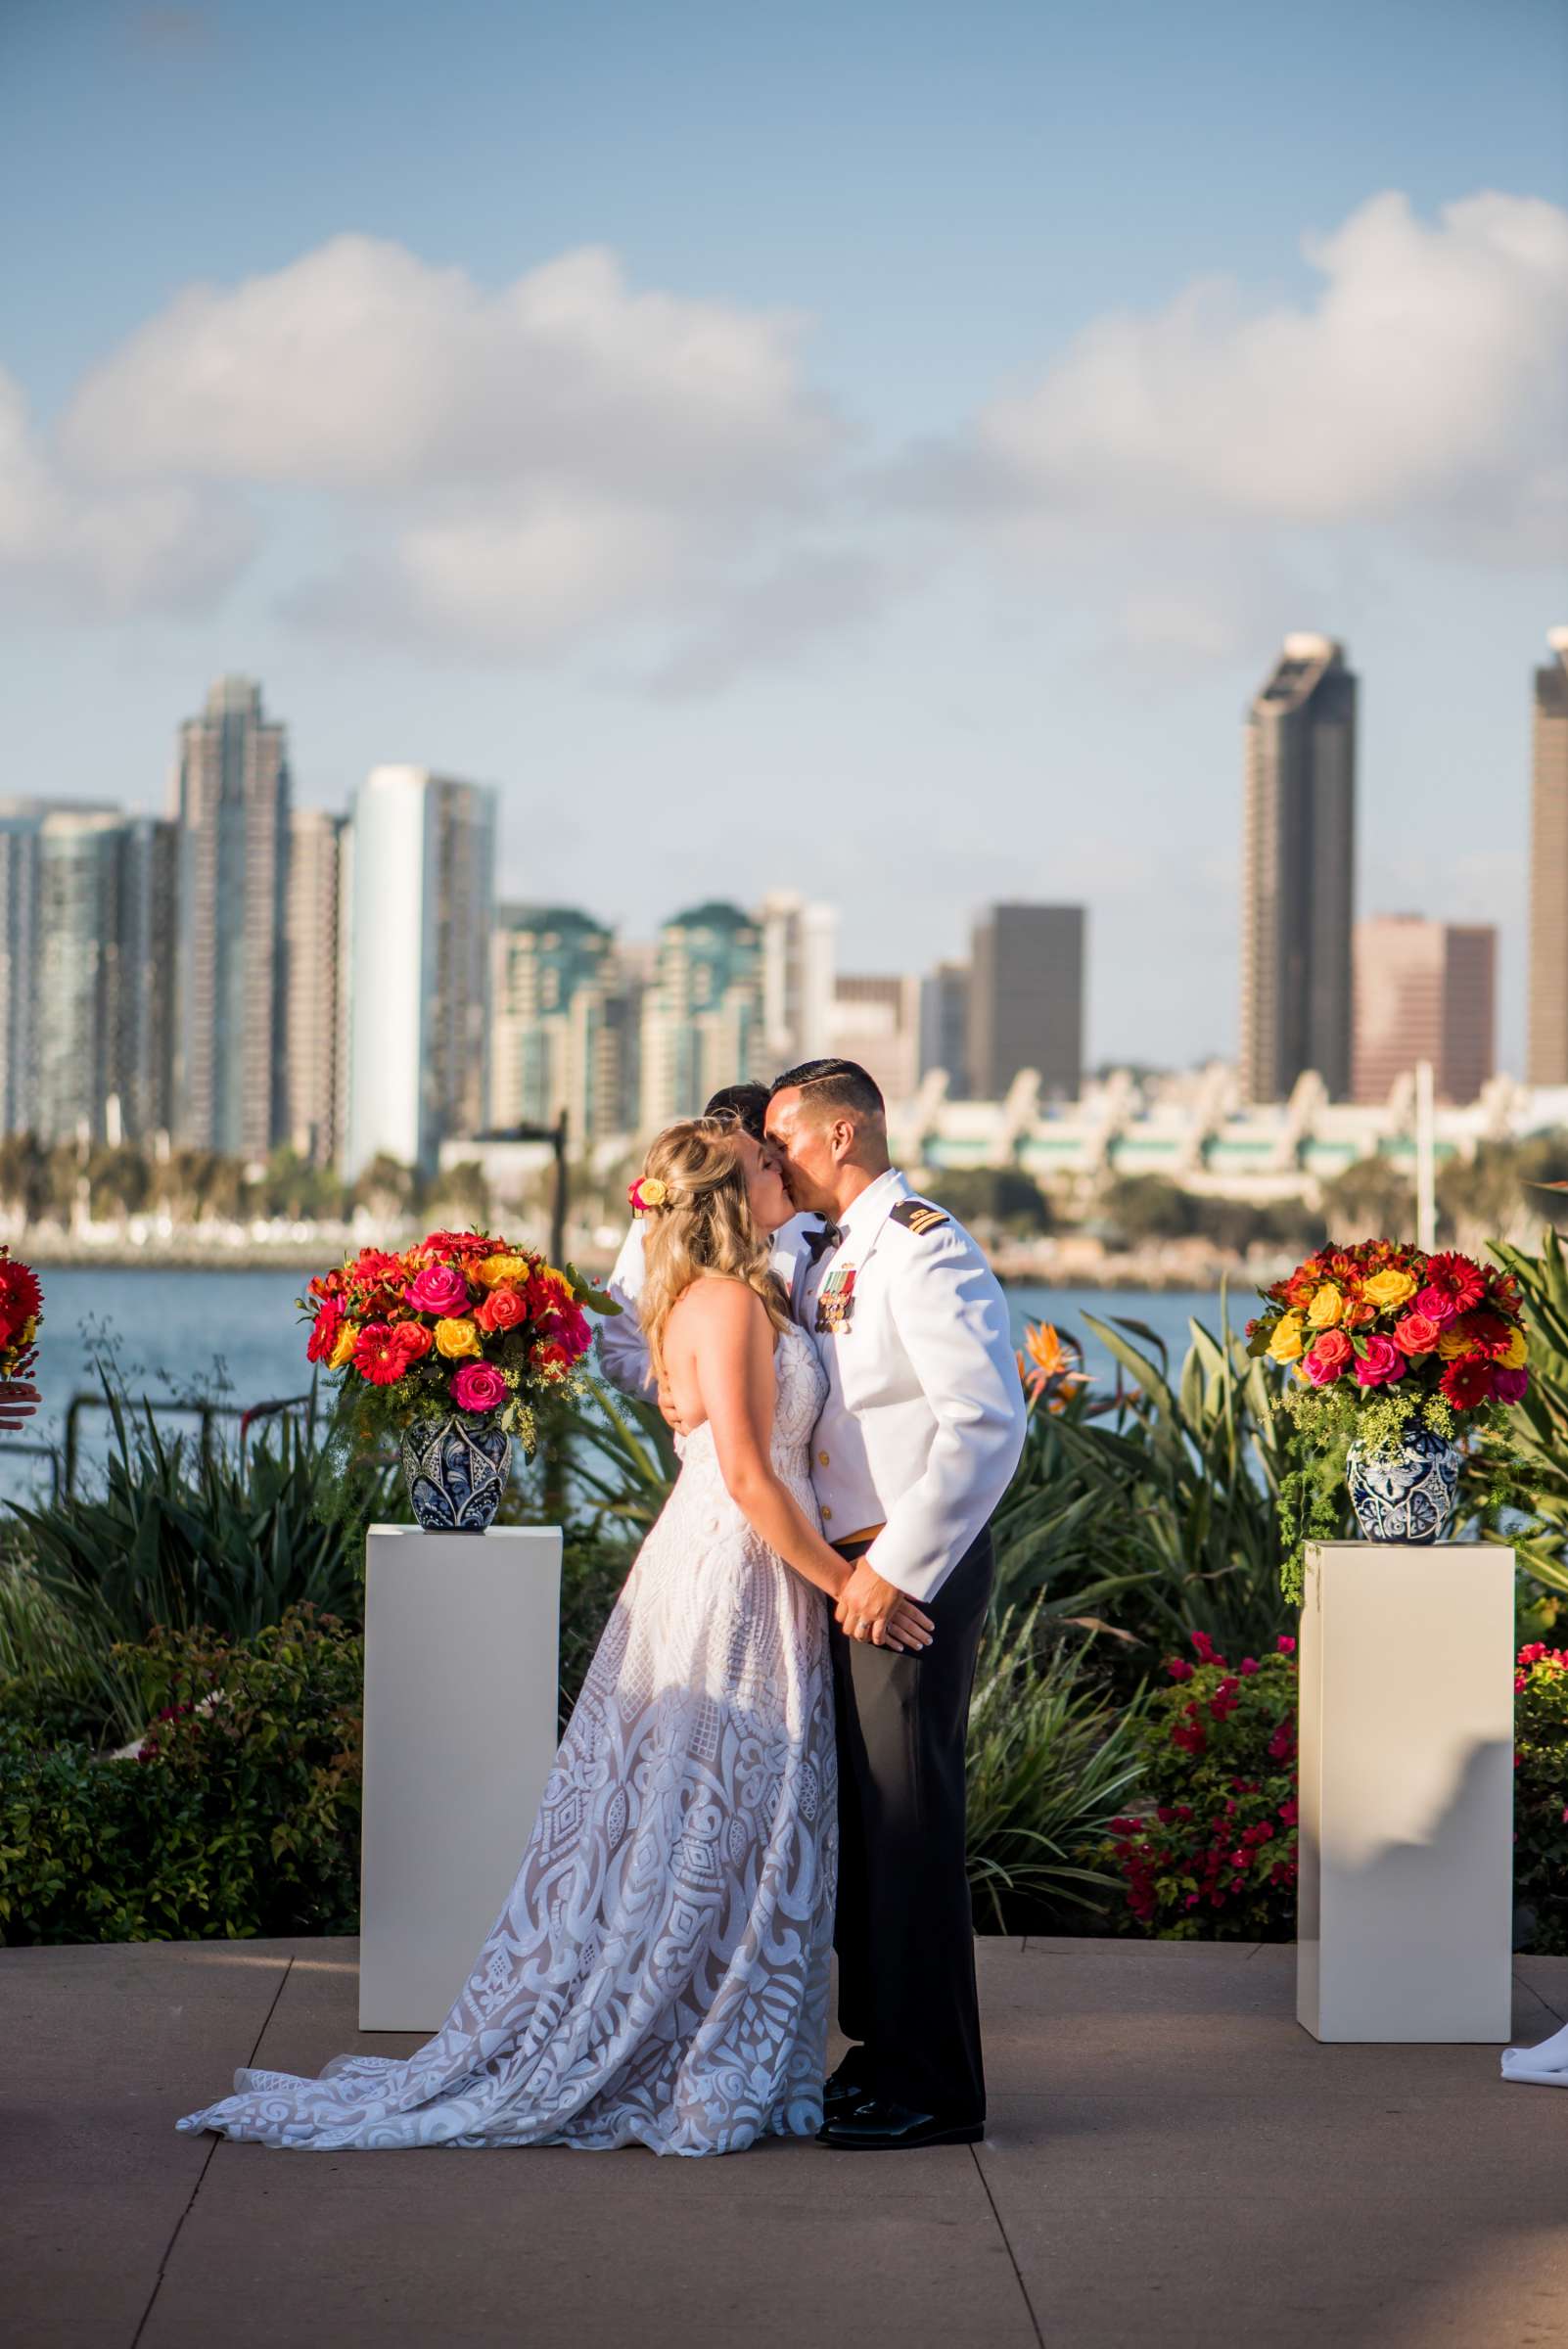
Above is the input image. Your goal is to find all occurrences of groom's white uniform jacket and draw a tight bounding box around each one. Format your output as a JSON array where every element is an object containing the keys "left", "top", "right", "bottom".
[
  {"left": 796, "top": 1167, "right": 1027, "bottom": 1607},
  {"left": 595, "top": 1212, "right": 823, "bottom": 1397}
]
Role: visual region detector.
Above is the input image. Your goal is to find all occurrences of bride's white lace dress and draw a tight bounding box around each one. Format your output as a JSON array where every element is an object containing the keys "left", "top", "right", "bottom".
[{"left": 175, "top": 1319, "right": 836, "bottom": 2157}]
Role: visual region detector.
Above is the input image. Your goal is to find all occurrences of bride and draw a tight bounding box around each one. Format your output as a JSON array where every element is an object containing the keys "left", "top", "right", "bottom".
[{"left": 175, "top": 1115, "right": 933, "bottom": 2157}]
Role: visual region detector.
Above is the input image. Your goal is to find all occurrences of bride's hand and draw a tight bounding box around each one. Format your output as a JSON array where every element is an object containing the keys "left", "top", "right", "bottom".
[{"left": 857, "top": 1597, "right": 935, "bottom": 1652}]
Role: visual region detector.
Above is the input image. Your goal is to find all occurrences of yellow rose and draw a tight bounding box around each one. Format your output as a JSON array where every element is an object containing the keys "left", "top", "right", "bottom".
[
  {"left": 330, "top": 1320, "right": 360, "bottom": 1370},
  {"left": 435, "top": 1315, "right": 484, "bottom": 1359},
  {"left": 1307, "top": 1284, "right": 1344, "bottom": 1329},
  {"left": 1268, "top": 1313, "right": 1306, "bottom": 1363},
  {"left": 1501, "top": 1327, "right": 1529, "bottom": 1369},
  {"left": 1438, "top": 1328, "right": 1472, "bottom": 1359},
  {"left": 476, "top": 1253, "right": 531, "bottom": 1289},
  {"left": 1361, "top": 1268, "right": 1417, "bottom": 1311}
]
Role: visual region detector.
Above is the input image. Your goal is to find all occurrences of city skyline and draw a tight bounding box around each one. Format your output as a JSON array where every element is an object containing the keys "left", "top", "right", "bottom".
[{"left": 2, "top": 2, "right": 1562, "bottom": 1072}]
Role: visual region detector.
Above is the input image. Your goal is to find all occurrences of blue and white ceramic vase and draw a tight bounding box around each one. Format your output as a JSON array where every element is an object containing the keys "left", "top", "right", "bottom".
[
  {"left": 1344, "top": 1426, "right": 1460, "bottom": 1544},
  {"left": 400, "top": 1412, "right": 512, "bottom": 1533}
]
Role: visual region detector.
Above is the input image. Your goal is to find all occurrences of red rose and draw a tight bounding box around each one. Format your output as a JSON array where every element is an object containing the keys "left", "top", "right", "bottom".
[
  {"left": 393, "top": 1320, "right": 434, "bottom": 1362},
  {"left": 1413, "top": 1284, "right": 1457, "bottom": 1328},
  {"left": 1493, "top": 1365, "right": 1529, "bottom": 1404},
  {"left": 1440, "top": 1355, "right": 1495, "bottom": 1411},
  {"left": 475, "top": 1284, "right": 527, "bottom": 1334}
]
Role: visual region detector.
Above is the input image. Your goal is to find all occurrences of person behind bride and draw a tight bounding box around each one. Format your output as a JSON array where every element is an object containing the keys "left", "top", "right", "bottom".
[
  {"left": 174, "top": 1111, "right": 933, "bottom": 2157},
  {"left": 595, "top": 1080, "right": 823, "bottom": 1398}
]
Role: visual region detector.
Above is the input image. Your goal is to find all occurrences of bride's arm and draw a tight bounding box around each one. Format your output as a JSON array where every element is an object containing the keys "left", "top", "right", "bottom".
[{"left": 678, "top": 1283, "right": 931, "bottom": 1650}]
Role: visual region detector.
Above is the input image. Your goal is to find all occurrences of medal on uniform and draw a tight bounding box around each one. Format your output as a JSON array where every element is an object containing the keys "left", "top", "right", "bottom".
[{"left": 815, "top": 1263, "right": 857, "bottom": 1335}]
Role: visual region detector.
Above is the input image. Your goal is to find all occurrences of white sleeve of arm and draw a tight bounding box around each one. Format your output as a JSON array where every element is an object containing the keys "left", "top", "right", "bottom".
[
  {"left": 864, "top": 1228, "right": 1028, "bottom": 1606},
  {"left": 594, "top": 1223, "right": 653, "bottom": 1399}
]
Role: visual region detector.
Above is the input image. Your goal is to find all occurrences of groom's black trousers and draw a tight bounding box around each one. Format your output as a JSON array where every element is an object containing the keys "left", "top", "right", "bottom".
[{"left": 827, "top": 1525, "right": 992, "bottom": 2123}]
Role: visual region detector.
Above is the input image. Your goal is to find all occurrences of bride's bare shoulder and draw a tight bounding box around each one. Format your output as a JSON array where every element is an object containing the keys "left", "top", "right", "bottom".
[{"left": 669, "top": 1273, "right": 766, "bottom": 1330}]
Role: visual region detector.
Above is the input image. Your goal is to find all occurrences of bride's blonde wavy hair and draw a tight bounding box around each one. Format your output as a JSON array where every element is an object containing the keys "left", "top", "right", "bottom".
[{"left": 637, "top": 1117, "right": 791, "bottom": 1382}]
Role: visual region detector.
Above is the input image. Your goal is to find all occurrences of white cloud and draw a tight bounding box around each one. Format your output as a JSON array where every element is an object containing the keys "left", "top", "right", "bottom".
[
  {"left": 50, "top": 234, "right": 849, "bottom": 660},
  {"left": 0, "top": 367, "right": 254, "bottom": 618},
  {"left": 63, "top": 236, "right": 839, "bottom": 504},
  {"left": 965, "top": 191, "right": 1568, "bottom": 565}
]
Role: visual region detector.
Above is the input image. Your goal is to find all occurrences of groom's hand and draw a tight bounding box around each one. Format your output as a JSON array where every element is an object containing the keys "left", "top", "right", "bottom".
[{"left": 835, "top": 1559, "right": 929, "bottom": 1648}]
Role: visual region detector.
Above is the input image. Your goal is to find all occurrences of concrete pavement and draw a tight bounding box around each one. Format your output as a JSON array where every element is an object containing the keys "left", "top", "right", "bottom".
[{"left": 5, "top": 1935, "right": 1566, "bottom": 2348}]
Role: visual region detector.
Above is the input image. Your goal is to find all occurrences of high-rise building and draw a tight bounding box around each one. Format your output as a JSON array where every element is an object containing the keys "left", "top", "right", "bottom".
[
  {"left": 489, "top": 904, "right": 621, "bottom": 1144},
  {"left": 1353, "top": 916, "right": 1497, "bottom": 1105},
  {"left": 829, "top": 975, "right": 922, "bottom": 1109},
  {"left": 967, "top": 903, "right": 1084, "bottom": 1102},
  {"left": 345, "top": 765, "right": 496, "bottom": 1178},
  {"left": 285, "top": 808, "right": 348, "bottom": 1169},
  {"left": 1239, "top": 633, "right": 1358, "bottom": 1103},
  {"left": 115, "top": 815, "right": 178, "bottom": 1144},
  {"left": 34, "top": 809, "right": 133, "bottom": 1145},
  {"left": 0, "top": 799, "right": 131, "bottom": 1141},
  {"left": 173, "top": 675, "right": 292, "bottom": 1157},
  {"left": 1527, "top": 628, "right": 1568, "bottom": 1084},
  {"left": 639, "top": 900, "right": 764, "bottom": 1131},
  {"left": 760, "top": 892, "right": 837, "bottom": 1073},
  {"left": 0, "top": 802, "right": 51, "bottom": 1136},
  {"left": 919, "top": 961, "right": 970, "bottom": 1095}
]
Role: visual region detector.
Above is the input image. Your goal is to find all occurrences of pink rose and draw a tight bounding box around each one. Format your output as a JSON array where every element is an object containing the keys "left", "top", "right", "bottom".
[
  {"left": 404, "top": 1263, "right": 472, "bottom": 1316},
  {"left": 1354, "top": 1333, "right": 1405, "bottom": 1387},
  {"left": 1493, "top": 1365, "right": 1529, "bottom": 1405},
  {"left": 450, "top": 1359, "right": 508, "bottom": 1413},
  {"left": 1413, "top": 1284, "right": 1457, "bottom": 1329}
]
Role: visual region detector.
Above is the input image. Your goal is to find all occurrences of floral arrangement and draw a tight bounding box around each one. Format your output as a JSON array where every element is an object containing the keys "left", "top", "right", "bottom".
[
  {"left": 1514, "top": 1642, "right": 1568, "bottom": 1956},
  {"left": 0, "top": 1245, "right": 42, "bottom": 1422},
  {"left": 1105, "top": 1632, "right": 1299, "bottom": 1941},
  {"left": 1247, "top": 1241, "right": 1530, "bottom": 1599},
  {"left": 301, "top": 1228, "right": 603, "bottom": 1451}
]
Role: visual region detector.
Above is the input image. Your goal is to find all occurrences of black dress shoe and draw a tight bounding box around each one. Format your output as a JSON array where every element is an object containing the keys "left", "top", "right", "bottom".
[
  {"left": 822, "top": 2052, "right": 875, "bottom": 2118},
  {"left": 818, "top": 2095, "right": 984, "bottom": 2150}
]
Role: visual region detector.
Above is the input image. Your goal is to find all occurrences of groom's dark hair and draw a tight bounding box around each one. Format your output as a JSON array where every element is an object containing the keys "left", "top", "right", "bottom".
[
  {"left": 768, "top": 1058, "right": 886, "bottom": 1121},
  {"left": 703, "top": 1082, "right": 770, "bottom": 1142}
]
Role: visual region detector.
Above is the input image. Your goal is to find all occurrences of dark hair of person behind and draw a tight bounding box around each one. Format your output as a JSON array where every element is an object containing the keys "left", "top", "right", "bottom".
[
  {"left": 767, "top": 1058, "right": 886, "bottom": 1120},
  {"left": 702, "top": 1081, "right": 771, "bottom": 1141}
]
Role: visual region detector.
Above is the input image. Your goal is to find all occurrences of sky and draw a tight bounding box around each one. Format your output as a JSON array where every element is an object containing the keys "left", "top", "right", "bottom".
[{"left": 3, "top": 0, "right": 1566, "bottom": 1071}]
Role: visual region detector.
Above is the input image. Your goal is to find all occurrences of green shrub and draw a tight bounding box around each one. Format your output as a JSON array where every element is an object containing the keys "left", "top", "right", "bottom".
[
  {"left": 8, "top": 1381, "right": 391, "bottom": 1647},
  {"left": 1104, "top": 1633, "right": 1299, "bottom": 1940},
  {"left": 0, "top": 1608, "right": 361, "bottom": 1945},
  {"left": 965, "top": 1614, "right": 1146, "bottom": 1933},
  {"left": 1514, "top": 1642, "right": 1568, "bottom": 1955}
]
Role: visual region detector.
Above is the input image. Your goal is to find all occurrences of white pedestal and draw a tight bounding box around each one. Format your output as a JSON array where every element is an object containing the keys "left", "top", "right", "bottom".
[
  {"left": 359, "top": 1525, "right": 562, "bottom": 2032},
  {"left": 1297, "top": 1541, "right": 1514, "bottom": 2043}
]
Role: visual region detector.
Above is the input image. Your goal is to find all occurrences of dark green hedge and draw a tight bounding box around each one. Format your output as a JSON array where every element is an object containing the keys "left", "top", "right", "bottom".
[{"left": 0, "top": 1609, "right": 361, "bottom": 1945}]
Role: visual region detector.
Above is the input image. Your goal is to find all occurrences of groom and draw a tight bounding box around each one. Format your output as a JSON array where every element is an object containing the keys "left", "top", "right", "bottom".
[{"left": 764, "top": 1058, "right": 1027, "bottom": 2151}]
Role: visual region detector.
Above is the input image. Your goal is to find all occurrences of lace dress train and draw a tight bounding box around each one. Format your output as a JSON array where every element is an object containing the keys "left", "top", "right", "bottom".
[{"left": 175, "top": 1321, "right": 836, "bottom": 2156}]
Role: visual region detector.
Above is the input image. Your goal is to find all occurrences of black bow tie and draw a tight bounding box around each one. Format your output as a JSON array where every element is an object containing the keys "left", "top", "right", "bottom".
[{"left": 804, "top": 1221, "right": 842, "bottom": 1265}]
